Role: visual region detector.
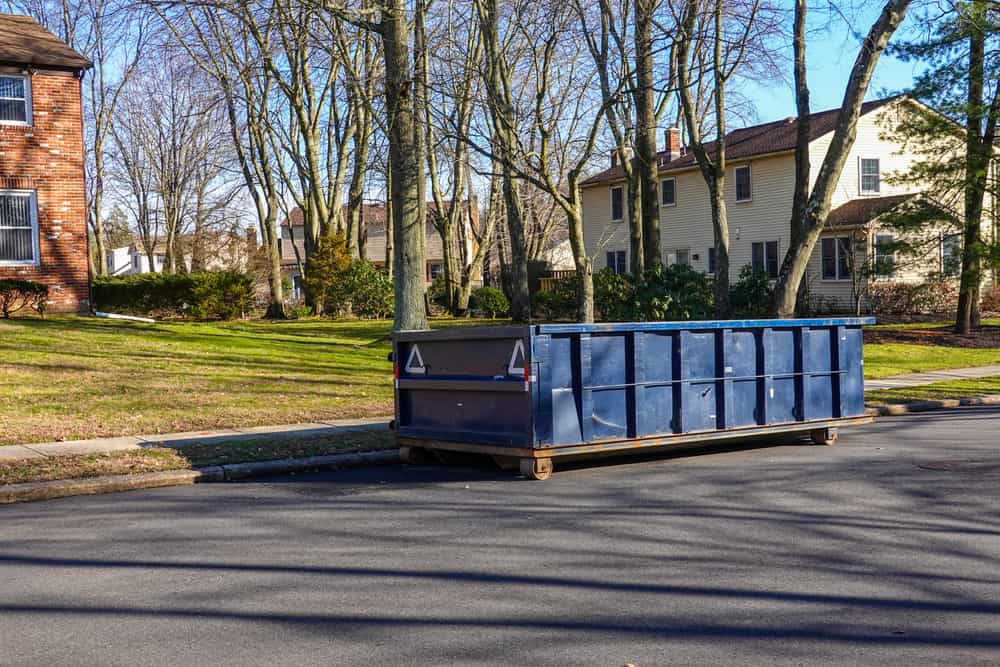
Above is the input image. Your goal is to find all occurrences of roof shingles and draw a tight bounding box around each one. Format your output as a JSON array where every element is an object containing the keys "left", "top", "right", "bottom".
[
  {"left": 0, "top": 14, "right": 91, "bottom": 70},
  {"left": 582, "top": 97, "right": 901, "bottom": 187}
]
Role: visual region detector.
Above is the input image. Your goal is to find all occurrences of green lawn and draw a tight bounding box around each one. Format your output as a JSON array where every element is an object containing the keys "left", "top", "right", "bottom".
[
  {"left": 865, "top": 375, "right": 1000, "bottom": 405},
  {"left": 0, "top": 316, "right": 413, "bottom": 445},
  {"left": 863, "top": 343, "right": 1000, "bottom": 379},
  {"left": 3, "top": 315, "right": 999, "bottom": 446}
]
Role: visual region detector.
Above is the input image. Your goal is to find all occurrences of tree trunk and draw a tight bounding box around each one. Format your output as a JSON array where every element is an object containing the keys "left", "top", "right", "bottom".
[
  {"left": 634, "top": 0, "right": 661, "bottom": 269},
  {"left": 770, "top": 0, "right": 912, "bottom": 317},
  {"left": 383, "top": 0, "right": 428, "bottom": 331},
  {"left": 627, "top": 160, "right": 644, "bottom": 275},
  {"left": 956, "top": 0, "right": 989, "bottom": 333}
]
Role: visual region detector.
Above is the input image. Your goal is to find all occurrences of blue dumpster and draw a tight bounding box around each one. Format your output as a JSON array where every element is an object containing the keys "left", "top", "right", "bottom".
[{"left": 393, "top": 318, "right": 874, "bottom": 479}]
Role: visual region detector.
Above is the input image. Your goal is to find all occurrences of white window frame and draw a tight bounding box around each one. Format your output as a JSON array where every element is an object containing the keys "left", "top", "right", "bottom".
[
  {"left": 0, "top": 189, "right": 40, "bottom": 266},
  {"left": 660, "top": 177, "right": 676, "bottom": 207},
  {"left": 820, "top": 235, "right": 853, "bottom": 281},
  {"left": 751, "top": 240, "right": 780, "bottom": 279},
  {"left": 734, "top": 164, "right": 752, "bottom": 202},
  {"left": 859, "top": 157, "right": 880, "bottom": 195},
  {"left": 0, "top": 74, "right": 32, "bottom": 127},
  {"left": 873, "top": 233, "right": 895, "bottom": 278},
  {"left": 666, "top": 247, "right": 690, "bottom": 267},
  {"left": 606, "top": 249, "right": 627, "bottom": 275},
  {"left": 610, "top": 185, "right": 624, "bottom": 222}
]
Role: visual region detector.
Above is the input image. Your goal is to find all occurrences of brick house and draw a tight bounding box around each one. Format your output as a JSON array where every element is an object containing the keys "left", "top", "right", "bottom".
[{"left": 0, "top": 14, "right": 91, "bottom": 312}]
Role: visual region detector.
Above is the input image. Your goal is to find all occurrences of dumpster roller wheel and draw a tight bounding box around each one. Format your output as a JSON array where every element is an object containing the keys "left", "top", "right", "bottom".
[
  {"left": 810, "top": 427, "right": 838, "bottom": 446},
  {"left": 399, "top": 445, "right": 430, "bottom": 465},
  {"left": 520, "top": 457, "right": 553, "bottom": 481}
]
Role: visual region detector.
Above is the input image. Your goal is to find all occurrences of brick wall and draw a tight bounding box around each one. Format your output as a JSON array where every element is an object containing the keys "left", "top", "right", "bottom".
[{"left": 0, "top": 69, "right": 89, "bottom": 313}]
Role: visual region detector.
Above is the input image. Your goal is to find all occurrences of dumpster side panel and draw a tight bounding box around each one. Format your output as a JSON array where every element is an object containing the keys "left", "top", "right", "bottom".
[
  {"left": 840, "top": 326, "right": 866, "bottom": 416},
  {"left": 724, "top": 329, "right": 759, "bottom": 428},
  {"left": 636, "top": 332, "right": 675, "bottom": 437},
  {"left": 394, "top": 331, "right": 534, "bottom": 446}
]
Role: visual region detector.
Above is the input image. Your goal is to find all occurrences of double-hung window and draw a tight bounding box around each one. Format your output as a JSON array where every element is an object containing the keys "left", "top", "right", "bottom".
[
  {"left": 751, "top": 240, "right": 779, "bottom": 279},
  {"left": 821, "top": 236, "right": 853, "bottom": 280},
  {"left": 660, "top": 178, "right": 676, "bottom": 207},
  {"left": 610, "top": 186, "right": 624, "bottom": 222},
  {"left": 0, "top": 75, "right": 31, "bottom": 125},
  {"left": 0, "top": 191, "right": 39, "bottom": 265},
  {"left": 735, "top": 165, "right": 752, "bottom": 202},
  {"left": 941, "top": 234, "right": 961, "bottom": 277},
  {"left": 874, "top": 234, "right": 896, "bottom": 277},
  {"left": 606, "top": 250, "right": 627, "bottom": 275},
  {"left": 860, "top": 158, "right": 880, "bottom": 194}
]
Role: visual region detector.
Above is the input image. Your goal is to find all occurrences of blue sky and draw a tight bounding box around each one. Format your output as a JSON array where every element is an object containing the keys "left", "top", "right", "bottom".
[{"left": 743, "top": 6, "right": 923, "bottom": 124}]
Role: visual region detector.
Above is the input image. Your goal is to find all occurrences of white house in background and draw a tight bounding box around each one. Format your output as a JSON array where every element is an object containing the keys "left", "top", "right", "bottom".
[
  {"left": 105, "top": 229, "right": 256, "bottom": 276},
  {"left": 580, "top": 95, "right": 996, "bottom": 312},
  {"left": 105, "top": 243, "right": 167, "bottom": 275}
]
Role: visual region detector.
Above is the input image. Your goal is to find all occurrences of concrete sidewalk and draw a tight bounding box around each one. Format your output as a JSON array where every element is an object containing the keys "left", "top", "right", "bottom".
[
  {"left": 0, "top": 417, "right": 390, "bottom": 461},
  {"left": 865, "top": 364, "right": 1000, "bottom": 391}
]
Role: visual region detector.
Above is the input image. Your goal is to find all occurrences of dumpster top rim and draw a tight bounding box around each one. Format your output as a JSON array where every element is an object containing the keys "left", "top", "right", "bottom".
[
  {"left": 535, "top": 317, "right": 875, "bottom": 334},
  {"left": 393, "top": 318, "right": 874, "bottom": 340}
]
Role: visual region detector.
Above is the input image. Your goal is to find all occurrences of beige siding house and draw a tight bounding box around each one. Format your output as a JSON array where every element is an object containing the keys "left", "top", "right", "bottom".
[
  {"left": 281, "top": 202, "right": 479, "bottom": 299},
  {"left": 581, "top": 96, "right": 993, "bottom": 312}
]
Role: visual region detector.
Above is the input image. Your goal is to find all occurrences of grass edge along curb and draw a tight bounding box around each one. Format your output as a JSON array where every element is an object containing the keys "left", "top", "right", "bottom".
[
  {"left": 865, "top": 393, "right": 1000, "bottom": 417},
  {"left": 1, "top": 449, "right": 400, "bottom": 505}
]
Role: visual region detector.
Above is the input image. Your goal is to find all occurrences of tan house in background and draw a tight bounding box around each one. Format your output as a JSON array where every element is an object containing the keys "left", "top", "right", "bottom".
[
  {"left": 281, "top": 201, "right": 480, "bottom": 299},
  {"left": 581, "top": 96, "right": 995, "bottom": 312}
]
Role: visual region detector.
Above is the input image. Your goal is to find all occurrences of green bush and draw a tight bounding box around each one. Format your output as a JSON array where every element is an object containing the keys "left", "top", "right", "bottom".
[
  {"left": 302, "top": 234, "right": 352, "bottom": 311},
  {"left": 471, "top": 286, "right": 509, "bottom": 318},
  {"left": 189, "top": 271, "right": 255, "bottom": 320},
  {"left": 631, "top": 264, "right": 714, "bottom": 321},
  {"left": 0, "top": 279, "right": 48, "bottom": 318},
  {"left": 531, "top": 265, "right": 714, "bottom": 323},
  {"left": 532, "top": 276, "right": 577, "bottom": 320},
  {"left": 92, "top": 271, "right": 254, "bottom": 320},
  {"left": 326, "top": 260, "right": 394, "bottom": 319},
  {"left": 729, "top": 265, "right": 773, "bottom": 318}
]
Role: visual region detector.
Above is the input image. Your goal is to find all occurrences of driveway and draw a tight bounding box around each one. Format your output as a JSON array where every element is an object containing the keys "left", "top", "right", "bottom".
[{"left": 2, "top": 408, "right": 998, "bottom": 665}]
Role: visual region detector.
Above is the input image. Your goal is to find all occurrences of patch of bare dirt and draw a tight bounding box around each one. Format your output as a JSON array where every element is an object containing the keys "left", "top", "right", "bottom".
[{"left": 865, "top": 325, "right": 1000, "bottom": 349}]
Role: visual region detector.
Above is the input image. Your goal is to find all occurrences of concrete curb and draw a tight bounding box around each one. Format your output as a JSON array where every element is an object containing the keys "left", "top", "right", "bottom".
[
  {"left": 0, "top": 449, "right": 400, "bottom": 505},
  {"left": 866, "top": 394, "right": 1000, "bottom": 417},
  {"left": 0, "top": 469, "right": 202, "bottom": 505}
]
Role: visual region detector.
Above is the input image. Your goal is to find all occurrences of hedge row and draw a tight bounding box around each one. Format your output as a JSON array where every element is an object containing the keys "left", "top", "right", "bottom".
[{"left": 92, "top": 271, "right": 254, "bottom": 320}]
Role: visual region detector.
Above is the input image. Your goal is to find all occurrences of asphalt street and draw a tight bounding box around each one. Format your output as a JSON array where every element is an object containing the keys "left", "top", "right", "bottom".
[{"left": 2, "top": 408, "right": 999, "bottom": 666}]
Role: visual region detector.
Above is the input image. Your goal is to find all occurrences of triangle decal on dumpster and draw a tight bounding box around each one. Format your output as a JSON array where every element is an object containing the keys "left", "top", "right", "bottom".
[
  {"left": 404, "top": 345, "right": 426, "bottom": 375},
  {"left": 508, "top": 339, "right": 526, "bottom": 376}
]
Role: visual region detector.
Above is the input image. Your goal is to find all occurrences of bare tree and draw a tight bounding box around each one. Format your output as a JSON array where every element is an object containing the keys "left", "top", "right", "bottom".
[{"left": 770, "top": 0, "right": 913, "bottom": 317}]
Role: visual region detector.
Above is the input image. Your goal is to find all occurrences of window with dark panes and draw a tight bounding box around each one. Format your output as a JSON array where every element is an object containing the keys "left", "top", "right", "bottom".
[
  {"left": 751, "top": 241, "right": 765, "bottom": 273},
  {"left": 0, "top": 76, "right": 29, "bottom": 124},
  {"left": 0, "top": 191, "right": 37, "bottom": 263},
  {"left": 765, "top": 241, "right": 779, "bottom": 279},
  {"left": 821, "top": 237, "right": 837, "bottom": 279},
  {"left": 610, "top": 186, "right": 624, "bottom": 221},
  {"left": 735, "top": 165, "right": 752, "bottom": 201},
  {"left": 606, "top": 250, "right": 627, "bottom": 275},
  {"left": 661, "top": 178, "right": 676, "bottom": 206},
  {"left": 860, "top": 158, "right": 880, "bottom": 194},
  {"left": 707, "top": 247, "right": 716, "bottom": 273}
]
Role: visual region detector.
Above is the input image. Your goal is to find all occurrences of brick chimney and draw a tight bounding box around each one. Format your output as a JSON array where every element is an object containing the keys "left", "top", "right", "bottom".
[
  {"left": 611, "top": 146, "right": 633, "bottom": 169},
  {"left": 664, "top": 128, "right": 682, "bottom": 162}
]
